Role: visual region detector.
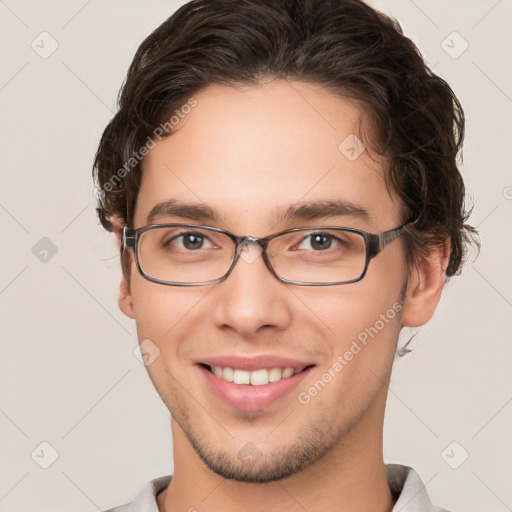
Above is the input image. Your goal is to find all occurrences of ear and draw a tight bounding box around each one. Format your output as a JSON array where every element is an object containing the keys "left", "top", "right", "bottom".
[
  {"left": 400, "top": 238, "right": 451, "bottom": 327},
  {"left": 110, "top": 216, "right": 135, "bottom": 319},
  {"left": 118, "top": 275, "right": 135, "bottom": 319}
]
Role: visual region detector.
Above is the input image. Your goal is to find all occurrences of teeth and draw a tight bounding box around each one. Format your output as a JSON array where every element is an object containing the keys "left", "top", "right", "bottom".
[
  {"left": 222, "top": 367, "right": 234, "bottom": 382},
  {"left": 282, "top": 368, "right": 294, "bottom": 378},
  {"left": 210, "top": 366, "right": 304, "bottom": 385},
  {"left": 233, "top": 369, "right": 250, "bottom": 384},
  {"left": 250, "top": 369, "right": 268, "bottom": 386},
  {"left": 268, "top": 368, "right": 282, "bottom": 382}
]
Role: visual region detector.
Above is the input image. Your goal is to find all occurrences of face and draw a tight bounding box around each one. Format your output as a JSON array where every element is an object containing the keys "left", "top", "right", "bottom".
[{"left": 119, "top": 80, "right": 440, "bottom": 483}]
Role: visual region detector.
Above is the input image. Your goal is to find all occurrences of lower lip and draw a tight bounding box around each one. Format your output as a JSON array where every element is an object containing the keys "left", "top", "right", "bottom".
[{"left": 198, "top": 365, "right": 314, "bottom": 412}]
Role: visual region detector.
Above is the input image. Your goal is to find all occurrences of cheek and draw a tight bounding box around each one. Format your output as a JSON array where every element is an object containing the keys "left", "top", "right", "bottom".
[
  {"left": 130, "top": 278, "right": 181, "bottom": 338},
  {"left": 327, "top": 295, "right": 401, "bottom": 374},
  {"left": 293, "top": 268, "right": 404, "bottom": 340},
  {"left": 130, "top": 275, "right": 214, "bottom": 353},
  {"left": 318, "top": 295, "right": 401, "bottom": 408},
  {"left": 289, "top": 257, "right": 405, "bottom": 386}
]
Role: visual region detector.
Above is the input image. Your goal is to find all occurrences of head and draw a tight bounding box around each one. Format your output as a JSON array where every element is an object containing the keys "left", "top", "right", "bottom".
[{"left": 93, "top": 0, "right": 478, "bottom": 484}]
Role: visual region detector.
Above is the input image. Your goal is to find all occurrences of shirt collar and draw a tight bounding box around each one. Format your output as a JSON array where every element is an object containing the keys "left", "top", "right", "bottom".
[
  {"left": 109, "top": 464, "right": 447, "bottom": 512},
  {"left": 387, "top": 464, "right": 448, "bottom": 511}
]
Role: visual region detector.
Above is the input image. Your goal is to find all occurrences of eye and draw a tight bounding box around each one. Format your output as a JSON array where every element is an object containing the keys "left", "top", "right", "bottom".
[
  {"left": 166, "top": 232, "right": 215, "bottom": 251},
  {"left": 297, "top": 232, "right": 345, "bottom": 251}
]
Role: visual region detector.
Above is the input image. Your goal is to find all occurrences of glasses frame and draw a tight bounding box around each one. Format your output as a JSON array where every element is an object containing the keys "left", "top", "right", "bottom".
[{"left": 122, "top": 218, "right": 417, "bottom": 287}]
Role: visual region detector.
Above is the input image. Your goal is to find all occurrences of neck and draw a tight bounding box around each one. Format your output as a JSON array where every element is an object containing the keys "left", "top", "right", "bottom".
[{"left": 159, "top": 386, "right": 395, "bottom": 512}]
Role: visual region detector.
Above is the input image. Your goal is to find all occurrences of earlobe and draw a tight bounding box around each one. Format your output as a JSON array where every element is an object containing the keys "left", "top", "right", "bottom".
[
  {"left": 118, "top": 276, "right": 135, "bottom": 319},
  {"left": 400, "top": 238, "right": 450, "bottom": 327}
]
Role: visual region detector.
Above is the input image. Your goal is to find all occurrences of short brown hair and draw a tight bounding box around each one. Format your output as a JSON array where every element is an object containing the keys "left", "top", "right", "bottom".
[{"left": 93, "top": 0, "right": 479, "bottom": 280}]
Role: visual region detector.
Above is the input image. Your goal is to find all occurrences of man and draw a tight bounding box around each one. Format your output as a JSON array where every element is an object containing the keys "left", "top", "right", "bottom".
[{"left": 93, "top": 0, "right": 478, "bottom": 510}]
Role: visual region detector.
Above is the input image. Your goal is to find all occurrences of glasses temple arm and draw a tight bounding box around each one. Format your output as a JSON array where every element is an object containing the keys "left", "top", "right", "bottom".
[{"left": 368, "top": 218, "right": 418, "bottom": 258}]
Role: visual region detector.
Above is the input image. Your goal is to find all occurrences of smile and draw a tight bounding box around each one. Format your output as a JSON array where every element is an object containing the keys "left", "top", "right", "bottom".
[
  {"left": 205, "top": 365, "right": 310, "bottom": 385},
  {"left": 198, "top": 363, "right": 316, "bottom": 411}
]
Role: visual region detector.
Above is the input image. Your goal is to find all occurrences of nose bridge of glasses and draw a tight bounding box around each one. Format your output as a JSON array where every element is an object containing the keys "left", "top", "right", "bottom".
[{"left": 235, "top": 237, "right": 265, "bottom": 265}]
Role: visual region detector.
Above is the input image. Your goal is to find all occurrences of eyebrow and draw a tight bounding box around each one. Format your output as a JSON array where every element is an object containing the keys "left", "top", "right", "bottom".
[
  {"left": 146, "top": 198, "right": 371, "bottom": 225},
  {"left": 274, "top": 199, "right": 370, "bottom": 224},
  {"left": 147, "top": 199, "right": 225, "bottom": 224}
]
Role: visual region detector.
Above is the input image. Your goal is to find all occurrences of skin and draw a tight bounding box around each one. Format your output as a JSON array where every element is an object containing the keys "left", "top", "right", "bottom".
[{"left": 116, "top": 79, "right": 449, "bottom": 512}]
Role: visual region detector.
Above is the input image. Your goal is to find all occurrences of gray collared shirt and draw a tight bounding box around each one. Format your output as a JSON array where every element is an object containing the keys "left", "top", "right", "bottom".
[{"left": 104, "top": 464, "right": 450, "bottom": 512}]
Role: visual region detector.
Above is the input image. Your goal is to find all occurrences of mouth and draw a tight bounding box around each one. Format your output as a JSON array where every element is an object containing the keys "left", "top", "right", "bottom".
[
  {"left": 197, "top": 362, "right": 316, "bottom": 412},
  {"left": 199, "top": 363, "right": 315, "bottom": 385}
]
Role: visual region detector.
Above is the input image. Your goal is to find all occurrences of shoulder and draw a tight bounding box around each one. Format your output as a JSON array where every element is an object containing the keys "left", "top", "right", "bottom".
[
  {"left": 386, "top": 464, "right": 452, "bottom": 512},
  {"left": 102, "top": 474, "right": 172, "bottom": 512}
]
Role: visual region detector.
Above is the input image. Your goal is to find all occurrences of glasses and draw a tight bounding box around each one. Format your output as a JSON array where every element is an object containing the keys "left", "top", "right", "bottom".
[{"left": 122, "top": 219, "right": 416, "bottom": 287}]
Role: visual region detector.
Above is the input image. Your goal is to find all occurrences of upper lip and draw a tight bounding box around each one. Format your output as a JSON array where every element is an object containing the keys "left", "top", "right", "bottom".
[{"left": 197, "top": 355, "right": 315, "bottom": 371}]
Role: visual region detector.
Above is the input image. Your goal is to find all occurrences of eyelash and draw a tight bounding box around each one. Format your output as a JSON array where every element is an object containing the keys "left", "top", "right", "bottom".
[{"left": 165, "top": 231, "right": 347, "bottom": 252}]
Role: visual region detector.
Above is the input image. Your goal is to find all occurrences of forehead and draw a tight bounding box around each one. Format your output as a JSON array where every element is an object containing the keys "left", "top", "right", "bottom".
[{"left": 135, "top": 80, "right": 399, "bottom": 232}]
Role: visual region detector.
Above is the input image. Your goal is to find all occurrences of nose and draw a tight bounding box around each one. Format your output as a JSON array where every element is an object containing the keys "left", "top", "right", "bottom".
[{"left": 211, "top": 240, "right": 293, "bottom": 338}]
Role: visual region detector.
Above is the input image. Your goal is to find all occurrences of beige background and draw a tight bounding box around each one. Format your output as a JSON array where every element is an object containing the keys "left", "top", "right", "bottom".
[{"left": 0, "top": 1, "right": 511, "bottom": 511}]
